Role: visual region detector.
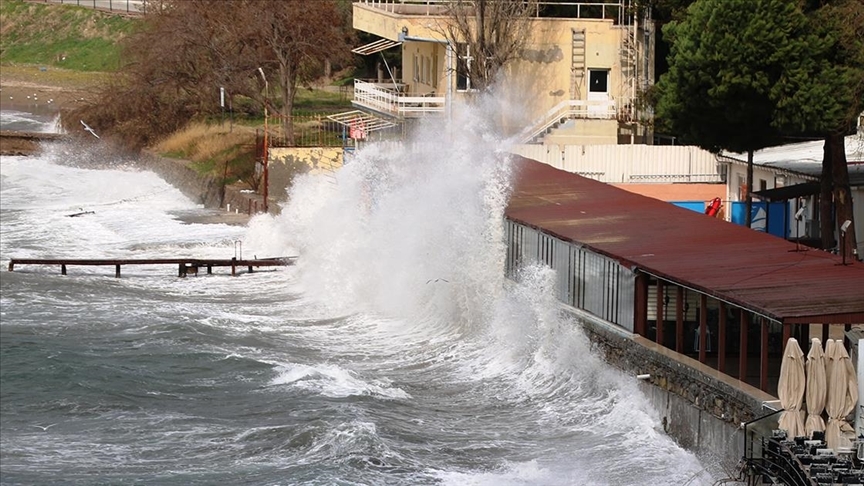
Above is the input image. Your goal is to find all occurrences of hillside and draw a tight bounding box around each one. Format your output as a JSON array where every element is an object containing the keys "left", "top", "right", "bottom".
[{"left": 0, "top": 0, "right": 136, "bottom": 71}]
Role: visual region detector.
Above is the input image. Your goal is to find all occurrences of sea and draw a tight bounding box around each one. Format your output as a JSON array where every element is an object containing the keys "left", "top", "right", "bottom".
[{"left": 0, "top": 106, "right": 718, "bottom": 485}]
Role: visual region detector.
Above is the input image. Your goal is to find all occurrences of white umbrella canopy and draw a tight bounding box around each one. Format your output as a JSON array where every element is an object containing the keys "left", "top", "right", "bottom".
[
  {"left": 804, "top": 338, "right": 827, "bottom": 437},
  {"left": 825, "top": 341, "right": 858, "bottom": 451},
  {"left": 778, "top": 338, "right": 806, "bottom": 439}
]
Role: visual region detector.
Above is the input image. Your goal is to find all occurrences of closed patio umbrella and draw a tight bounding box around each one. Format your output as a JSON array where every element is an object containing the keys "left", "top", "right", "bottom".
[
  {"left": 778, "top": 338, "right": 806, "bottom": 439},
  {"left": 825, "top": 339, "right": 837, "bottom": 393},
  {"left": 805, "top": 338, "right": 827, "bottom": 437},
  {"left": 825, "top": 342, "right": 858, "bottom": 450}
]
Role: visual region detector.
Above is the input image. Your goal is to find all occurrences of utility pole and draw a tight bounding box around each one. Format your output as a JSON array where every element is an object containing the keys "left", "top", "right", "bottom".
[{"left": 258, "top": 68, "right": 269, "bottom": 214}]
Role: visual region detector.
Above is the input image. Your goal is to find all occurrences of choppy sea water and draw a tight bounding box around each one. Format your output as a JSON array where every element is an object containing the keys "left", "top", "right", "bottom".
[{"left": 0, "top": 109, "right": 717, "bottom": 485}]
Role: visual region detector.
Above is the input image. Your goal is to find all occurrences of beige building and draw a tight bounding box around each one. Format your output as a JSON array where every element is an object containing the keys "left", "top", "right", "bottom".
[{"left": 347, "top": 0, "right": 654, "bottom": 145}]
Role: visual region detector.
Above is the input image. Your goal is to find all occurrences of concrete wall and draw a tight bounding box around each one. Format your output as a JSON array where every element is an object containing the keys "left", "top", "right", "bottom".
[
  {"left": 565, "top": 305, "right": 776, "bottom": 473},
  {"left": 138, "top": 152, "right": 267, "bottom": 215}
]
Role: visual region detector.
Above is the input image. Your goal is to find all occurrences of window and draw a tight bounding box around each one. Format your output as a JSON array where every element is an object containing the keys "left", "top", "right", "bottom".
[
  {"left": 456, "top": 43, "right": 473, "bottom": 91},
  {"left": 432, "top": 52, "right": 439, "bottom": 89}
]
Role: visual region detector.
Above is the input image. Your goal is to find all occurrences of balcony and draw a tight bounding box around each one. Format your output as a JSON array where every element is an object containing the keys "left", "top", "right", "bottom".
[{"left": 352, "top": 79, "right": 445, "bottom": 119}]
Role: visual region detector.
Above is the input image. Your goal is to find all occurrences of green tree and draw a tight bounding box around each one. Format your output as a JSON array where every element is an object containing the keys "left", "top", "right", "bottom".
[
  {"left": 800, "top": 0, "right": 863, "bottom": 256},
  {"left": 654, "top": 0, "right": 810, "bottom": 226},
  {"left": 656, "top": 0, "right": 863, "bottom": 254}
]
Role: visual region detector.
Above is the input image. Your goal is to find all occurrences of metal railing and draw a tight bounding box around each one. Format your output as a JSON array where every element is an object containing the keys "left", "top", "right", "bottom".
[
  {"left": 353, "top": 80, "right": 445, "bottom": 118},
  {"left": 518, "top": 98, "right": 617, "bottom": 143},
  {"left": 354, "top": 0, "right": 629, "bottom": 22},
  {"left": 29, "top": 0, "right": 144, "bottom": 14}
]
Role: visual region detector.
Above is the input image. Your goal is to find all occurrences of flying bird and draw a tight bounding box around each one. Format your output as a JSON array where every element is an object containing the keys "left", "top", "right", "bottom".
[
  {"left": 80, "top": 120, "right": 100, "bottom": 139},
  {"left": 31, "top": 423, "right": 57, "bottom": 431}
]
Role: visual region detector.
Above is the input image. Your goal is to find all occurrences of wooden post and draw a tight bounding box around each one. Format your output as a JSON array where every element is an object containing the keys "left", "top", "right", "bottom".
[
  {"left": 634, "top": 273, "right": 648, "bottom": 337},
  {"left": 675, "top": 286, "right": 684, "bottom": 353},
  {"left": 652, "top": 279, "right": 662, "bottom": 342},
  {"left": 739, "top": 310, "right": 749, "bottom": 382},
  {"left": 61, "top": 264, "right": 67, "bottom": 275},
  {"left": 248, "top": 265, "right": 253, "bottom": 273},
  {"left": 178, "top": 264, "right": 185, "bottom": 277},
  {"left": 115, "top": 264, "right": 121, "bottom": 278},
  {"left": 231, "top": 262, "right": 236, "bottom": 276},
  {"left": 761, "top": 318, "right": 769, "bottom": 392},
  {"left": 7, "top": 261, "right": 13, "bottom": 271},
  {"left": 718, "top": 302, "right": 727, "bottom": 373},
  {"left": 207, "top": 265, "right": 212, "bottom": 275},
  {"left": 782, "top": 323, "right": 791, "bottom": 348},
  {"left": 699, "top": 294, "right": 707, "bottom": 364}
]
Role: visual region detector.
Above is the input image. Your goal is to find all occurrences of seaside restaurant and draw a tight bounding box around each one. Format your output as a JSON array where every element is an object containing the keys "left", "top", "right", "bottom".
[{"left": 503, "top": 157, "right": 864, "bottom": 395}]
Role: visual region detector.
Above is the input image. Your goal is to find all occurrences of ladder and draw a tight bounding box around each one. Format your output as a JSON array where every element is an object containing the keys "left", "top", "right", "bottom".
[{"left": 571, "top": 28, "right": 586, "bottom": 100}]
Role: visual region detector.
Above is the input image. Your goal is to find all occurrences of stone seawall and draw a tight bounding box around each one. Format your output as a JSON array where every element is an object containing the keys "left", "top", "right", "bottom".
[
  {"left": 565, "top": 304, "right": 776, "bottom": 473},
  {"left": 0, "top": 130, "right": 67, "bottom": 156},
  {"left": 138, "top": 151, "right": 267, "bottom": 216}
]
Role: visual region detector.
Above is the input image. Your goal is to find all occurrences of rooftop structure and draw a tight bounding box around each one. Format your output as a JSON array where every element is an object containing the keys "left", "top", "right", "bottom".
[{"left": 504, "top": 156, "right": 864, "bottom": 393}]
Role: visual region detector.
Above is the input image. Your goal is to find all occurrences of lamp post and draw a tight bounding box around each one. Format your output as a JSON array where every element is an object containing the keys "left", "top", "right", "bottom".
[{"left": 257, "top": 68, "right": 269, "bottom": 214}]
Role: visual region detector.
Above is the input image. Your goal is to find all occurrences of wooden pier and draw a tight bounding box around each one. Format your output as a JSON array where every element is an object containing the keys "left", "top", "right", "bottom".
[{"left": 7, "top": 257, "right": 296, "bottom": 277}]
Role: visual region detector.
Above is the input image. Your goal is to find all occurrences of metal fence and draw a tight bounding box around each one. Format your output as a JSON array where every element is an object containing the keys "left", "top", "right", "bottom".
[
  {"left": 29, "top": 0, "right": 145, "bottom": 14},
  {"left": 262, "top": 115, "right": 363, "bottom": 149}
]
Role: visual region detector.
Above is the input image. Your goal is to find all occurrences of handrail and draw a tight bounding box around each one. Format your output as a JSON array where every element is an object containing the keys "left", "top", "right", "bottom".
[{"left": 518, "top": 99, "right": 617, "bottom": 143}]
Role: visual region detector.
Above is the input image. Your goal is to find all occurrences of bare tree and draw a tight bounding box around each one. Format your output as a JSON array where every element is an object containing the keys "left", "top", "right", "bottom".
[
  {"left": 239, "top": 0, "right": 352, "bottom": 145},
  {"left": 439, "top": 0, "right": 537, "bottom": 94},
  {"left": 66, "top": 0, "right": 351, "bottom": 149}
]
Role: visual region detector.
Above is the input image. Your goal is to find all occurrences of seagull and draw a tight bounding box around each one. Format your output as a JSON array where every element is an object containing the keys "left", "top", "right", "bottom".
[
  {"left": 80, "top": 120, "right": 100, "bottom": 139},
  {"left": 31, "top": 423, "right": 57, "bottom": 431},
  {"left": 425, "top": 278, "right": 449, "bottom": 284}
]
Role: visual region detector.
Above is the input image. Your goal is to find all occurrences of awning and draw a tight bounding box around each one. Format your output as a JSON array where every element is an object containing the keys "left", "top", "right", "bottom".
[
  {"left": 327, "top": 110, "right": 397, "bottom": 139},
  {"left": 351, "top": 38, "right": 402, "bottom": 56},
  {"left": 753, "top": 182, "right": 821, "bottom": 201}
]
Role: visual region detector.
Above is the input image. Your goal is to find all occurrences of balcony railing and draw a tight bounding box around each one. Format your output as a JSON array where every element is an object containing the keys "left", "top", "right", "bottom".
[
  {"left": 353, "top": 79, "right": 445, "bottom": 118},
  {"left": 355, "top": 0, "right": 629, "bottom": 22}
]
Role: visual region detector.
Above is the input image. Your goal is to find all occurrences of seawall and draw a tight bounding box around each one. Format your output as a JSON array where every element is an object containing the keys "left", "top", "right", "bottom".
[
  {"left": 137, "top": 151, "right": 267, "bottom": 217},
  {"left": 566, "top": 304, "right": 776, "bottom": 474}
]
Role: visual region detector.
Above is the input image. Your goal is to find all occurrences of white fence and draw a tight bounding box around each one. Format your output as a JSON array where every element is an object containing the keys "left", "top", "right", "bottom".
[{"left": 510, "top": 144, "right": 723, "bottom": 184}]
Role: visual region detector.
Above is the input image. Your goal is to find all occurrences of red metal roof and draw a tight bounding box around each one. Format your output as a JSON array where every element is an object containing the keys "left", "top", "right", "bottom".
[{"left": 505, "top": 157, "right": 864, "bottom": 324}]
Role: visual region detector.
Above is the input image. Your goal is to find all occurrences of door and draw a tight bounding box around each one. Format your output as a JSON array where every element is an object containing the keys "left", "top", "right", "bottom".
[{"left": 588, "top": 69, "right": 610, "bottom": 117}]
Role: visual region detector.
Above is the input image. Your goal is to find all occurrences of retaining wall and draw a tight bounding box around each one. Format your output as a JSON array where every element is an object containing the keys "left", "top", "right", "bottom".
[{"left": 567, "top": 304, "right": 776, "bottom": 473}]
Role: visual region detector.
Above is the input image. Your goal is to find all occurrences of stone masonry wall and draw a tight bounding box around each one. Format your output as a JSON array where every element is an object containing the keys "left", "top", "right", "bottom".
[{"left": 567, "top": 306, "right": 776, "bottom": 472}]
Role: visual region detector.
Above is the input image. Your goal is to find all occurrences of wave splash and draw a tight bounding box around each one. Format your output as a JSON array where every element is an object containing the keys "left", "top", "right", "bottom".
[{"left": 244, "top": 104, "right": 715, "bottom": 484}]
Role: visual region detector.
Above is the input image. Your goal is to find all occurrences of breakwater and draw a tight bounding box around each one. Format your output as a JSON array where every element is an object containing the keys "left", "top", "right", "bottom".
[{"left": 0, "top": 130, "right": 66, "bottom": 156}]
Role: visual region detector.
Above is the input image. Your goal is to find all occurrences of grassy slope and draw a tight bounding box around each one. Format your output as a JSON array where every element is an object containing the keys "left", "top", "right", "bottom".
[{"left": 0, "top": 0, "right": 135, "bottom": 71}]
